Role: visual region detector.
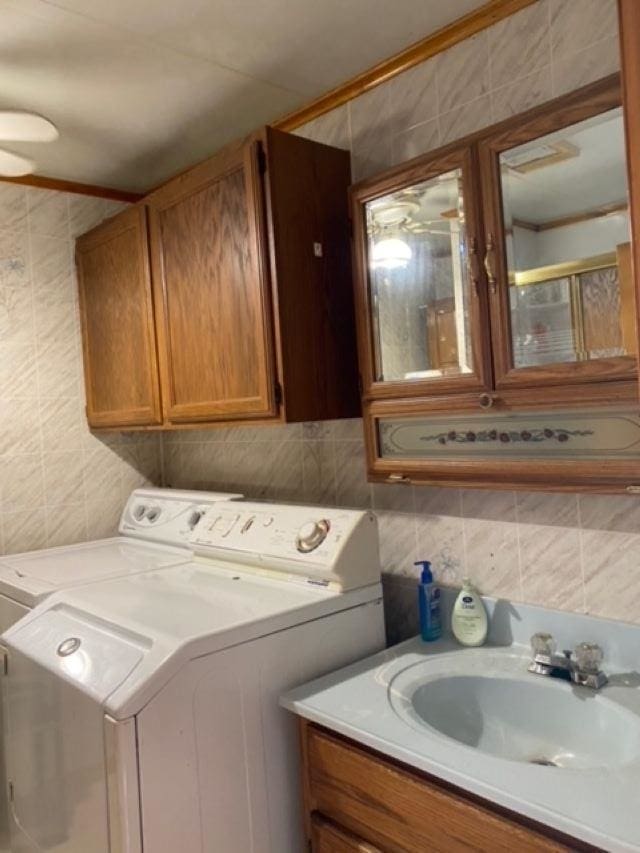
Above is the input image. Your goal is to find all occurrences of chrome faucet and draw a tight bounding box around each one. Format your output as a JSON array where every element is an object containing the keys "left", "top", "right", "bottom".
[{"left": 528, "top": 632, "right": 608, "bottom": 690}]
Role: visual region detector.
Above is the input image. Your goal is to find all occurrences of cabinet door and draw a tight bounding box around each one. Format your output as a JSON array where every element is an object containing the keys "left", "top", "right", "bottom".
[
  {"left": 479, "top": 76, "right": 637, "bottom": 398},
  {"left": 352, "top": 144, "right": 492, "bottom": 402},
  {"left": 149, "top": 140, "right": 277, "bottom": 423},
  {"left": 76, "top": 205, "right": 162, "bottom": 428}
]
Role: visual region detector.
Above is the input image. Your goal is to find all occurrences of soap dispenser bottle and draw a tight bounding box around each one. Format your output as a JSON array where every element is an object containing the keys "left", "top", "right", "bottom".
[
  {"left": 416, "top": 561, "right": 441, "bottom": 642},
  {"left": 451, "top": 578, "right": 488, "bottom": 647}
]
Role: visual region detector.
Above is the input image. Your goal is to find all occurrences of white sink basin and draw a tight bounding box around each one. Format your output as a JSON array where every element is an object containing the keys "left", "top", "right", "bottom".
[{"left": 389, "top": 651, "right": 640, "bottom": 769}]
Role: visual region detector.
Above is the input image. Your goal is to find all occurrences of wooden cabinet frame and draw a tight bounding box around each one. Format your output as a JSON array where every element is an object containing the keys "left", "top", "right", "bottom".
[
  {"left": 351, "top": 74, "right": 640, "bottom": 492},
  {"left": 298, "top": 720, "right": 586, "bottom": 852},
  {"left": 351, "top": 144, "right": 493, "bottom": 402},
  {"left": 478, "top": 75, "right": 635, "bottom": 397}
]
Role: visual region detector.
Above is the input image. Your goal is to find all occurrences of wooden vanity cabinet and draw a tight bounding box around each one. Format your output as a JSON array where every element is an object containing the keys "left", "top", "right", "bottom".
[
  {"left": 146, "top": 126, "right": 358, "bottom": 426},
  {"left": 76, "top": 205, "right": 162, "bottom": 428},
  {"left": 299, "top": 721, "right": 586, "bottom": 853},
  {"left": 76, "top": 127, "right": 359, "bottom": 430}
]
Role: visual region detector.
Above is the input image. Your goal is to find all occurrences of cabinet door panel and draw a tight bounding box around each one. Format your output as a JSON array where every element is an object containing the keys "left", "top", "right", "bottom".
[
  {"left": 479, "top": 75, "right": 636, "bottom": 395},
  {"left": 150, "top": 142, "right": 276, "bottom": 423},
  {"left": 304, "top": 725, "right": 568, "bottom": 853},
  {"left": 76, "top": 206, "right": 161, "bottom": 428},
  {"left": 352, "top": 145, "right": 492, "bottom": 402}
]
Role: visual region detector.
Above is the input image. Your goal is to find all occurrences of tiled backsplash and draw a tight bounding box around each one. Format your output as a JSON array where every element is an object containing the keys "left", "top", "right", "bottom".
[
  {"left": 0, "top": 183, "right": 161, "bottom": 553},
  {"left": 2, "top": 0, "right": 635, "bottom": 645},
  {"left": 163, "top": 420, "right": 640, "bottom": 634}
]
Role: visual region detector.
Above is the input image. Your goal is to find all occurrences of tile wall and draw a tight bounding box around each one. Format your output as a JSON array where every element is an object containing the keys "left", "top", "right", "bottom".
[
  {"left": 1, "top": 0, "right": 633, "bottom": 646},
  {"left": 164, "top": 0, "right": 640, "bottom": 641},
  {"left": 0, "top": 184, "right": 161, "bottom": 554}
]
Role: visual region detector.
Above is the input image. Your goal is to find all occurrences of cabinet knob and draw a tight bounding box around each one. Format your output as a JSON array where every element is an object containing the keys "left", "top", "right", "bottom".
[
  {"left": 479, "top": 393, "right": 495, "bottom": 410},
  {"left": 386, "top": 473, "right": 411, "bottom": 484}
]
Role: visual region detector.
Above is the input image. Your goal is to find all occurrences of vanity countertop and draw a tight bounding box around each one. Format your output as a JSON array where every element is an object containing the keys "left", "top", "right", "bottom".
[{"left": 281, "top": 597, "right": 640, "bottom": 853}]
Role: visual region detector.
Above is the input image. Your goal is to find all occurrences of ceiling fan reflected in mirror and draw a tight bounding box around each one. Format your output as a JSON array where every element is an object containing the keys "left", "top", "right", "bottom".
[{"left": 0, "top": 111, "right": 59, "bottom": 177}]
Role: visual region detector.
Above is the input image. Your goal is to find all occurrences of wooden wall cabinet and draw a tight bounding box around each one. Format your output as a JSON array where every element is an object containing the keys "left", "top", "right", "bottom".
[
  {"left": 299, "top": 721, "right": 584, "bottom": 853},
  {"left": 76, "top": 127, "right": 359, "bottom": 430},
  {"left": 351, "top": 75, "right": 640, "bottom": 491},
  {"left": 76, "top": 206, "right": 162, "bottom": 429}
]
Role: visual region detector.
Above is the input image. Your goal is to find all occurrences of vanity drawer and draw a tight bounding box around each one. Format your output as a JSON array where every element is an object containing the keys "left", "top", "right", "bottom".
[
  {"left": 311, "top": 813, "right": 383, "bottom": 852},
  {"left": 303, "top": 723, "right": 571, "bottom": 853}
]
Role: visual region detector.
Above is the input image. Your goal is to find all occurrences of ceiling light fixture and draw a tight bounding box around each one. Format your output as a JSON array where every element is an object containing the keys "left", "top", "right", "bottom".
[
  {"left": 372, "top": 236, "right": 412, "bottom": 270},
  {"left": 0, "top": 111, "right": 59, "bottom": 177}
]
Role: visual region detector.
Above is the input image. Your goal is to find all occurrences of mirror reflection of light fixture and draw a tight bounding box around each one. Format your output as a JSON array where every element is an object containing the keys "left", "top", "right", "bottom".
[{"left": 372, "top": 236, "right": 412, "bottom": 270}]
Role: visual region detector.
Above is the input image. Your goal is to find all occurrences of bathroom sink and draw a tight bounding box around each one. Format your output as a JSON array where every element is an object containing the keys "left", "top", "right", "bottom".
[{"left": 389, "top": 651, "right": 640, "bottom": 769}]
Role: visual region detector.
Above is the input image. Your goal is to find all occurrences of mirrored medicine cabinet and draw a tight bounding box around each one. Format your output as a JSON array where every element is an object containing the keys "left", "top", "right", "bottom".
[{"left": 351, "top": 74, "right": 640, "bottom": 492}]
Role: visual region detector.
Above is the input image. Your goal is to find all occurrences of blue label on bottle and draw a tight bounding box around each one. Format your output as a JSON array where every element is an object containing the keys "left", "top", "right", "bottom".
[{"left": 462, "top": 595, "right": 473, "bottom": 603}]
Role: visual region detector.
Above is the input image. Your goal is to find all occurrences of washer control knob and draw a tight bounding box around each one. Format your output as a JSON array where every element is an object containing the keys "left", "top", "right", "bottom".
[
  {"left": 146, "top": 506, "right": 161, "bottom": 523},
  {"left": 132, "top": 504, "right": 147, "bottom": 521},
  {"left": 296, "top": 519, "right": 330, "bottom": 553},
  {"left": 187, "top": 509, "right": 203, "bottom": 529},
  {"left": 57, "top": 637, "right": 81, "bottom": 657}
]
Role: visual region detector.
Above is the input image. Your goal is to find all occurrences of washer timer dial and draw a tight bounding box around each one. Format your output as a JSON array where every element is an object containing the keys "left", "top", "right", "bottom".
[{"left": 295, "top": 519, "right": 330, "bottom": 553}]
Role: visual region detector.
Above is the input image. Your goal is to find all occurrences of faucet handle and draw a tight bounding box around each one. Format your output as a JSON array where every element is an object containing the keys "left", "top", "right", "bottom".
[
  {"left": 531, "top": 632, "right": 556, "bottom": 658},
  {"left": 574, "top": 642, "right": 604, "bottom": 674}
]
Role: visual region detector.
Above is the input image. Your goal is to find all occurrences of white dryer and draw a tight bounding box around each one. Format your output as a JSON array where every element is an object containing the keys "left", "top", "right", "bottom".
[
  {"left": 0, "top": 487, "right": 242, "bottom": 852},
  {"left": 2, "top": 501, "right": 385, "bottom": 853}
]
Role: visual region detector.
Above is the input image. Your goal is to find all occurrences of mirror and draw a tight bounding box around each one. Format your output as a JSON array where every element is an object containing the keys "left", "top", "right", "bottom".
[
  {"left": 500, "top": 107, "right": 634, "bottom": 369},
  {"left": 365, "top": 169, "right": 474, "bottom": 382}
]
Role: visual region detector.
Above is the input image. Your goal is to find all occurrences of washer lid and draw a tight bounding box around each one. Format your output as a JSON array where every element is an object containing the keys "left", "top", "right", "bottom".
[
  {"left": 5, "top": 605, "right": 147, "bottom": 704},
  {"left": 3, "top": 561, "right": 382, "bottom": 718},
  {"left": 0, "top": 538, "right": 191, "bottom": 608}
]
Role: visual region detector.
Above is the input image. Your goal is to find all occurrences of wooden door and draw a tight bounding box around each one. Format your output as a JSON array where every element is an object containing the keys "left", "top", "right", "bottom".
[
  {"left": 76, "top": 205, "right": 162, "bottom": 428},
  {"left": 427, "top": 297, "right": 459, "bottom": 370},
  {"left": 478, "top": 75, "right": 636, "bottom": 402},
  {"left": 351, "top": 143, "right": 493, "bottom": 403},
  {"left": 148, "top": 139, "right": 277, "bottom": 423}
]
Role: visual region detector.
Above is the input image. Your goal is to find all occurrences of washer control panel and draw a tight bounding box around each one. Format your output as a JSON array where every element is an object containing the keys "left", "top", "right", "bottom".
[
  {"left": 190, "top": 501, "right": 380, "bottom": 591},
  {"left": 119, "top": 488, "right": 243, "bottom": 548}
]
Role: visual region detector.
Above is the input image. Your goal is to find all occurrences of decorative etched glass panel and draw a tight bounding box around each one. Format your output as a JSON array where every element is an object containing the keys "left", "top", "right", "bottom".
[
  {"left": 499, "top": 108, "right": 634, "bottom": 369},
  {"left": 365, "top": 169, "right": 473, "bottom": 382},
  {"left": 378, "top": 410, "right": 640, "bottom": 460}
]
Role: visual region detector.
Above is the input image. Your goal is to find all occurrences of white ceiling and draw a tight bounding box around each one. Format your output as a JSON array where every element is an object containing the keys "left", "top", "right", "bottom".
[{"left": 0, "top": 0, "right": 485, "bottom": 192}]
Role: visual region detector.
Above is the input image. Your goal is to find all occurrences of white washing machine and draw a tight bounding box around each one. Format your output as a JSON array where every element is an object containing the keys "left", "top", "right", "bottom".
[
  {"left": 2, "top": 501, "right": 385, "bottom": 853},
  {"left": 0, "top": 487, "right": 242, "bottom": 852}
]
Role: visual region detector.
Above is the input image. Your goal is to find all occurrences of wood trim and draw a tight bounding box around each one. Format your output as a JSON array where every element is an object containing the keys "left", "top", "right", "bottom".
[
  {"left": 273, "top": 0, "right": 539, "bottom": 133},
  {"left": 0, "top": 173, "right": 141, "bottom": 203},
  {"left": 535, "top": 201, "right": 628, "bottom": 232},
  {"left": 619, "top": 0, "right": 640, "bottom": 398}
]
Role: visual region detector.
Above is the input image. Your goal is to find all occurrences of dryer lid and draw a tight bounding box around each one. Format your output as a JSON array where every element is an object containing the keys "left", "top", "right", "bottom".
[{"left": 0, "top": 539, "right": 190, "bottom": 608}]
